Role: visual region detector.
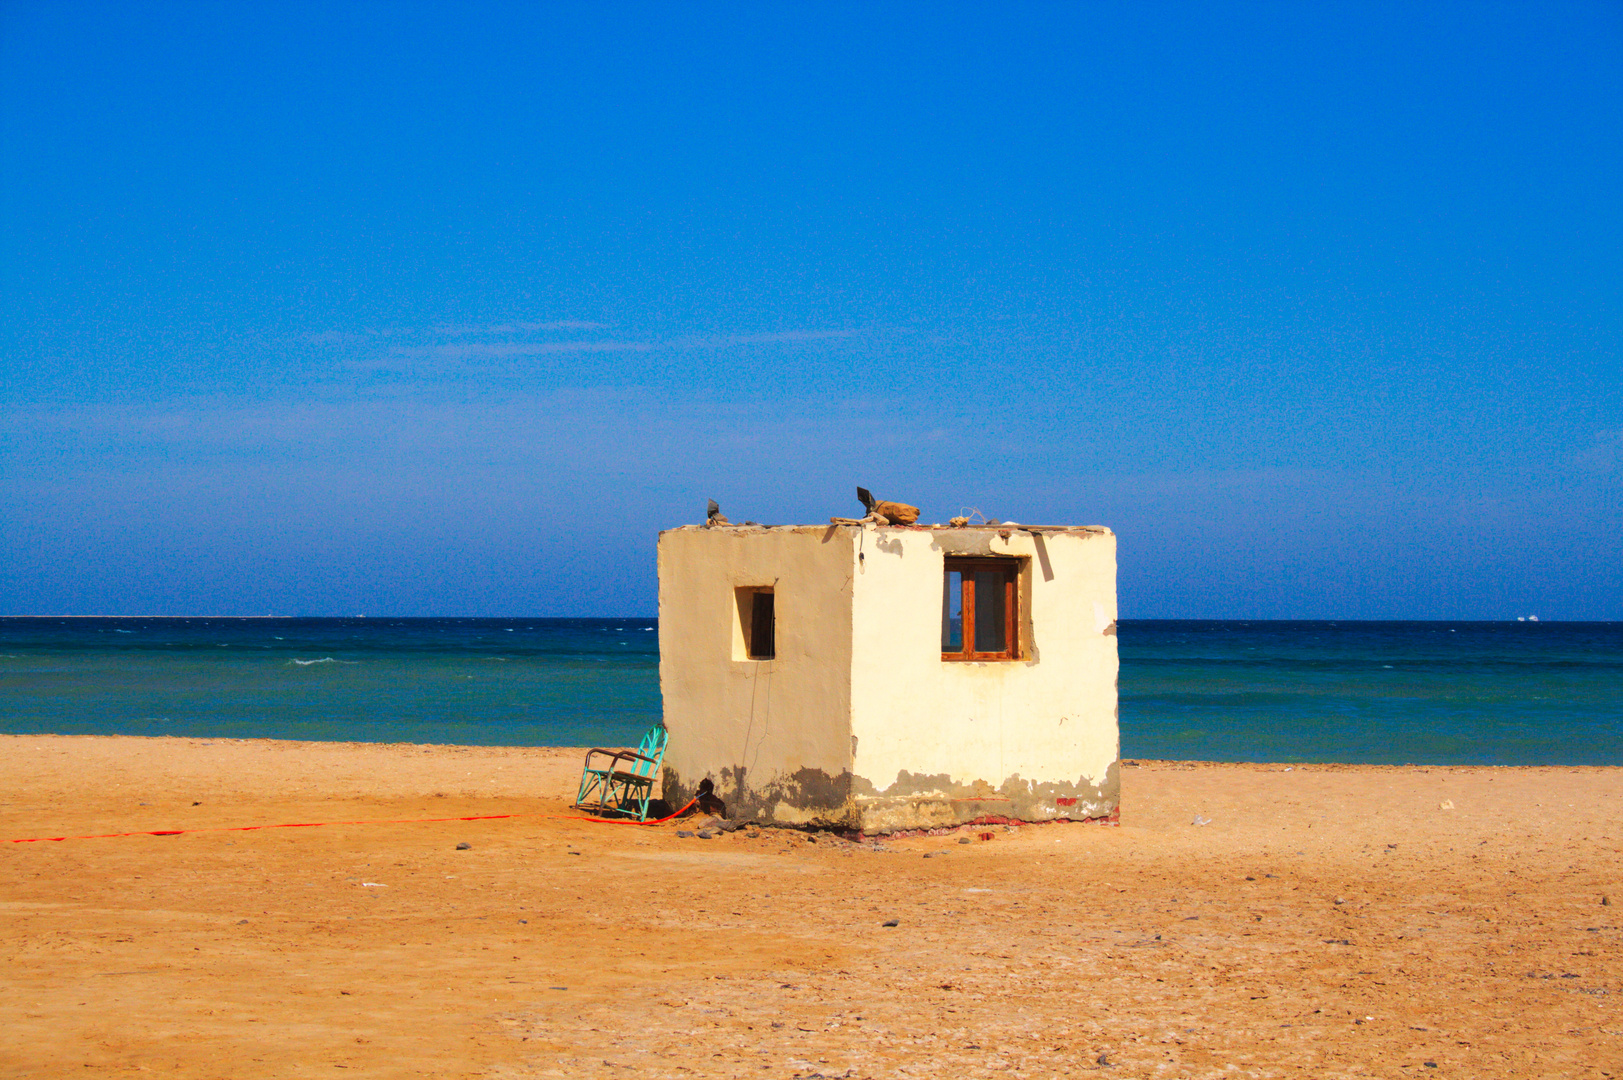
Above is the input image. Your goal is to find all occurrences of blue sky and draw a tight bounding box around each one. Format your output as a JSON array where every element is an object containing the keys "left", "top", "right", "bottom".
[{"left": 2, "top": 1, "right": 1619, "bottom": 618}]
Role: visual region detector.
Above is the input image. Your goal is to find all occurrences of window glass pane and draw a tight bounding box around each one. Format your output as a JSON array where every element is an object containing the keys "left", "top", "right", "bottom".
[
  {"left": 974, "top": 570, "right": 1006, "bottom": 653},
  {"left": 942, "top": 570, "right": 963, "bottom": 651}
]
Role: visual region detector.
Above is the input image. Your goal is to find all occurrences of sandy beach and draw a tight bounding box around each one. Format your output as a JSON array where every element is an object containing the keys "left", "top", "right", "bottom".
[{"left": 2, "top": 735, "right": 1619, "bottom": 1079}]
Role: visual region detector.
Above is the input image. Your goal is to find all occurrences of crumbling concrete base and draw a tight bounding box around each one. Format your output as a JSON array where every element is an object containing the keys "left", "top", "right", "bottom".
[{"left": 664, "top": 760, "right": 1119, "bottom": 834}]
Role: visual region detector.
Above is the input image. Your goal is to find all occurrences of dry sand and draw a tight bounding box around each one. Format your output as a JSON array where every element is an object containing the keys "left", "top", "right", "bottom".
[{"left": 1, "top": 735, "right": 1619, "bottom": 1079}]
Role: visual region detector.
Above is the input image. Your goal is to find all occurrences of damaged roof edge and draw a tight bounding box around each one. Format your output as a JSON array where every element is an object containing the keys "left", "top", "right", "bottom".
[{"left": 662, "top": 523, "right": 1114, "bottom": 535}]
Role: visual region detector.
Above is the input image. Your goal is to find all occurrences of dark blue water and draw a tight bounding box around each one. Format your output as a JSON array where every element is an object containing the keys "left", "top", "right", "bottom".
[
  {"left": 1119, "top": 621, "right": 1623, "bottom": 765},
  {"left": 1, "top": 618, "right": 1619, "bottom": 765}
]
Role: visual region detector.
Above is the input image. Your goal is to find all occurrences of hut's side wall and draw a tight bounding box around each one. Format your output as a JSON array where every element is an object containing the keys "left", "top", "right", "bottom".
[
  {"left": 848, "top": 528, "right": 1120, "bottom": 832},
  {"left": 657, "top": 525, "right": 859, "bottom": 826}
]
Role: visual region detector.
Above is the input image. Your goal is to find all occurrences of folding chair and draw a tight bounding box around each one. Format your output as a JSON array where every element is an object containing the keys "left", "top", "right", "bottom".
[{"left": 573, "top": 723, "right": 668, "bottom": 821}]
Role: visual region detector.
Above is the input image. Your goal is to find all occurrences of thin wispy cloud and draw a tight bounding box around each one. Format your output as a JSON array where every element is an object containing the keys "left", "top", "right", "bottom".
[
  {"left": 302, "top": 320, "right": 614, "bottom": 346},
  {"left": 382, "top": 339, "right": 657, "bottom": 361},
  {"left": 430, "top": 320, "right": 613, "bottom": 335},
  {"left": 328, "top": 325, "right": 884, "bottom": 373}
]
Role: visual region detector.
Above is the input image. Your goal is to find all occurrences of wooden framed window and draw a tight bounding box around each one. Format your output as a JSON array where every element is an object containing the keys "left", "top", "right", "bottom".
[{"left": 941, "top": 558, "right": 1020, "bottom": 660}]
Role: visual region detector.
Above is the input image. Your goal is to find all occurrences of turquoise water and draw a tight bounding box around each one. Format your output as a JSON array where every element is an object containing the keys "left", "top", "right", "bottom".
[
  {"left": 0, "top": 618, "right": 659, "bottom": 748},
  {"left": 1, "top": 618, "right": 1619, "bottom": 765}
]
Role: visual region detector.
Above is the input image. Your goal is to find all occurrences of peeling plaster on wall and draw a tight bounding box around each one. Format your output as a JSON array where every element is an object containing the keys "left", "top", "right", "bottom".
[
  {"left": 874, "top": 534, "right": 906, "bottom": 557},
  {"left": 845, "top": 763, "right": 1119, "bottom": 833},
  {"left": 663, "top": 764, "right": 861, "bottom": 829},
  {"left": 664, "top": 762, "right": 1118, "bottom": 833}
]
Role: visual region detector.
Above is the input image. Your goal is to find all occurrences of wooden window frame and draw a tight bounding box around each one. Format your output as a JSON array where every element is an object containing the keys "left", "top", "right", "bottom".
[{"left": 942, "top": 557, "right": 1021, "bottom": 661}]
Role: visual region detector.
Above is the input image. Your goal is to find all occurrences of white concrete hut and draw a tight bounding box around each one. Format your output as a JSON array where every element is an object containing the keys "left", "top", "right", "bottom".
[{"left": 658, "top": 520, "right": 1120, "bottom": 833}]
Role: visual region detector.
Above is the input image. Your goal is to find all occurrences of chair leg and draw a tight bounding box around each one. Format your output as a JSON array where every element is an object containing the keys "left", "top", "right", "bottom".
[{"left": 576, "top": 770, "right": 610, "bottom": 812}]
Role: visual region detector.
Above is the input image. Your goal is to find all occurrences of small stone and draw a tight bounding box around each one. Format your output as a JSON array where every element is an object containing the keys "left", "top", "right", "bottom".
[
  {"left": 958, "top": 836, "right": 972, "bottom": 845},
  {"left": 1424, "top": 1063, "right": 1437, "bottom": 1069},
  {"left": 237, "top": 919, "right": 249, "bottom": 925},
  {"left": 1602, "top": 895, "right": 1611, "bottom": 906},
  {"left": 456, "top": 842, "right": 471, "bottom": 850},
  {"left": 697, "top": 829, "right": 717, "bottom": 839},
  {"left": 1439, "top": 800, "right": 1455, "bottom": 810},
  {"left": 675, "top": 830, "right": 694, "bottom": 838},
  {"left": 1097, "top": 1052, "right": 1113, "bottom": 1066},
  {"left": 882, "top": 919, "right": 899, "bottom": 927},
  {"left": 1334, "top": 897, "right": 1348, "bottom": 905}
]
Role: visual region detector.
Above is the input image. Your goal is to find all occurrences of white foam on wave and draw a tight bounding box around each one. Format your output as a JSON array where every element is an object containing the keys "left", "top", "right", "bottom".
[{"left": 288, "top": 657, "right": 358, "bottom": 666}]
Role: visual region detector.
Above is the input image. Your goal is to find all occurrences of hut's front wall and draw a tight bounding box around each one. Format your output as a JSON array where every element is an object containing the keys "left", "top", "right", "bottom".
[
  {"left": 657, "top": 526, "right": 857, "bottom": 826},
  {"left": 848, "top": 528, "right": 1120, "bottom": 832}
]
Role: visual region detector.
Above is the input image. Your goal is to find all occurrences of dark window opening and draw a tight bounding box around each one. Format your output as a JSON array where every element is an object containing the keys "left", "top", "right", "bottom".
[
  {"left": 942, "top": 558, "right": 1019, "bottom": 661},
  {"left": 748, "top": 590, "right": 775, "bottom": 660}
]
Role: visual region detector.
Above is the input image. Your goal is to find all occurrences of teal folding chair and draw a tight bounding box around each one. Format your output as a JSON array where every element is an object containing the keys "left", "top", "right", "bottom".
[{"left": 573, "top": 723, "right": 668, "bottom": 821}]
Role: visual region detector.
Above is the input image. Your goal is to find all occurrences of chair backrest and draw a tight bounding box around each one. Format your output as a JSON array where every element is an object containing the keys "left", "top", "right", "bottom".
[{"left": 630, "top": 725, "right": 667, "bottom": 778}]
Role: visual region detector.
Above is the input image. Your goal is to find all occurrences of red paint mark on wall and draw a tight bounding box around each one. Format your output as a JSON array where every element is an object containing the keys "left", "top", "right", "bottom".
[{"left": 1055, "top": 797, "right": 1077, "bottom": 807}]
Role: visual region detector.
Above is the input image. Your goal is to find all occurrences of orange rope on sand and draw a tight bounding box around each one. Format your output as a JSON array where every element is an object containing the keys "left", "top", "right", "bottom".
[
  {"left": 7, "top": 813, "right": 524, "bottom": 845},
  {"left": 10, "top": 798, "right": 707, "bottom": 844},
  {"left": 562, "top": 797, "right": 699, "bottom": 826}
]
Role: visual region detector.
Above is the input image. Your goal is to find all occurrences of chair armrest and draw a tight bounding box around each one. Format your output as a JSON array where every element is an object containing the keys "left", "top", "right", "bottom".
[{"left": 583, "top": 747, "right": 660, "bottom": 767}]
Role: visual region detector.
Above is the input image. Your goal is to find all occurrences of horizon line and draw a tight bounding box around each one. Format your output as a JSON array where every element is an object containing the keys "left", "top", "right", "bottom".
[{"left": 0, "top": 615, "right": 1610, "bottom": 624}]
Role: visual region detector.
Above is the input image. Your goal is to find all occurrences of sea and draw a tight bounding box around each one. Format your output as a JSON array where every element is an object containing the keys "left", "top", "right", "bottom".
[{"left": 1, "top": 618, "right": 1620, "bottom": 766}]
